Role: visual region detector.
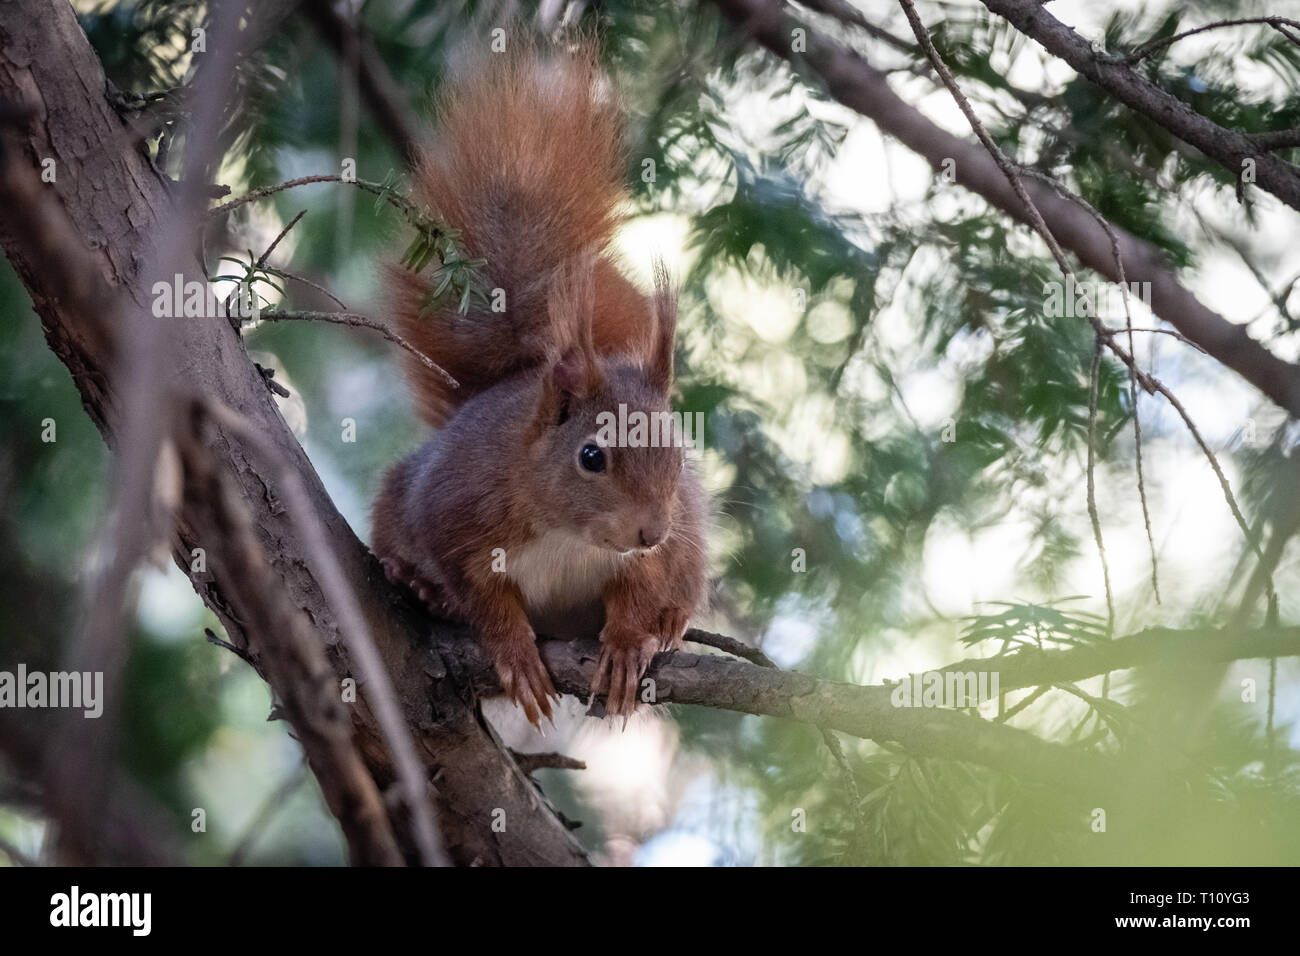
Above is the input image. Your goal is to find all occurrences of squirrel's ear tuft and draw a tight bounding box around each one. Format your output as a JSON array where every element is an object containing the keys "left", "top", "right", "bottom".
[
  {"left": 647, "top": 258, "right": 677, "bottom": 393},
  {"left": 535, "top": 257, "right": 603, "bottom": 430},
  {"left": 541, "top": 255, "right": 603, "bottom": 404}
]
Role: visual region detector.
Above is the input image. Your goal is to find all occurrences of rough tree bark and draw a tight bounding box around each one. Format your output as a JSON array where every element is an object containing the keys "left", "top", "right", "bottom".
[
  {"left": 3, "top": 0, "right": 1297, "bottom": 866},
  {"left": 0, "top": 0, "right": 588, "bottom": 866}
]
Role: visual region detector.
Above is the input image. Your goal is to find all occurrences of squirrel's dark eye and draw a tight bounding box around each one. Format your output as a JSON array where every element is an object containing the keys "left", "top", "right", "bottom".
[{"left": 579, "top": 443, "right": 606, "bottom": 473}]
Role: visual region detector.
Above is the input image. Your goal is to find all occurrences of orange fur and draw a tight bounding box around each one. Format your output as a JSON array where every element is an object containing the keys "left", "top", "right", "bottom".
[
  {"left": 390, "top": 38, "right": 655, "bottom": 426},
  {"left": 373, "top": 38, "right": 709, "bottom": 726}
]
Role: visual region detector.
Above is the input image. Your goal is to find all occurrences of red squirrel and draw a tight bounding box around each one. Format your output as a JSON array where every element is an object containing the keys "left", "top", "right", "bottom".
[{"left": 371, "top": 39, "right": 709, "bottom": 726}]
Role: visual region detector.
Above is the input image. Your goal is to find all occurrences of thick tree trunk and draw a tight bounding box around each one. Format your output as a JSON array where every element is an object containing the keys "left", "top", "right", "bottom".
[
  {"left": 0, "top": 0, "right": 588, "bottom": 866},
  {"left": 6, "top": 0, "right": 1297, "bottom": 868}
]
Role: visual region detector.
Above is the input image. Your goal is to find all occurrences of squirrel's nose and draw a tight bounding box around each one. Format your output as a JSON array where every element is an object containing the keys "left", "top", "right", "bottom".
[{"left": 638, "top": 523, "right": 667, "bottom": 549}]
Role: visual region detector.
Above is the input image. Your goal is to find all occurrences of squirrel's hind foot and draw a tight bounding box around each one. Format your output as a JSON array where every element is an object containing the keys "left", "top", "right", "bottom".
[{"left": 380, "top": 556, "right": 448, "bottom": 615}]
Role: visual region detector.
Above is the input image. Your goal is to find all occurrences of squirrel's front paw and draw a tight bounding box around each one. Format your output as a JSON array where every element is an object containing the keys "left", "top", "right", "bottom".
[
  {"left": 488, "top": 632, "right": 559, "bottom": 728},
  {"left": 590, "top": 628, "right": 659, "bottom": 719},
  {"left": 656, "top": 607, "right": 691, "bottom": 653}
]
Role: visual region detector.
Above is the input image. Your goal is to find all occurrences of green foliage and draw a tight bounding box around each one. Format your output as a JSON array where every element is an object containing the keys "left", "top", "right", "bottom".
[
  {"left": 401, "top": 226, "right": 489, "bottom": 315},
  {"left": 3, "top": 0, "right": 1296, "bottom": 865},
  {"left": 119, "top": 633, "right": 222, "bottom": 818},
  {"left": 961, "top": 598, "right": 1110, "bottom": 650}
]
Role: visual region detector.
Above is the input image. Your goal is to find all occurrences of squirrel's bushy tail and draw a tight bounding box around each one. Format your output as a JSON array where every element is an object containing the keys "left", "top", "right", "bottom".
[{"left": 391, "top": 37, "right": 651, "bottom": 427}]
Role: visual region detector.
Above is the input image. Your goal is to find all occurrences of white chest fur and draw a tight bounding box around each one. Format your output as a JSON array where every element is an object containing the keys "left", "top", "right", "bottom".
[{"left": 506, "top": 529, "right": 627, "bottom": 618}]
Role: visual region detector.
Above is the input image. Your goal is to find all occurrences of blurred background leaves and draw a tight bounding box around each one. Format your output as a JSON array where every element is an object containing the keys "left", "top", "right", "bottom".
[{"left": 1, "top": 0, "right": 1298, "bottom": 865}]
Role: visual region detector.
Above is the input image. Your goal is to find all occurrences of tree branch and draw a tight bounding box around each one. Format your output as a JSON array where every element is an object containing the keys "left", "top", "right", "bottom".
[
  {"left": 977, "top": 0, "right": 1300, "bottom": 211},
  {"left": 7, "top": 0, "right": 1297, "bottom": 867},
  {"left": 197, "top": 397, "right": 450, "bottom": 867},
  {"left": 431, "top": 624, "right": 1300, "bottom": 795},
  {"left": 1251, "top": 128, "right": 1300, "bottom": 152},
  {"left": 1125, "top": 16, "right": 1300, "bottom": 64},
  {"left": 299, "top": 0, "right": 427, "bottom": 164},
  {"left": 253, "top": 309, "right": 458, "bottom": 388},
  {"left": 0, "top": 0, "right": 587, "bottom": 866},
  {"left": 705, "top": 0, "right": 1300, "bottom": 419},
  {"left": 174, "top": 402, "right": 409, "bottom": 865}
]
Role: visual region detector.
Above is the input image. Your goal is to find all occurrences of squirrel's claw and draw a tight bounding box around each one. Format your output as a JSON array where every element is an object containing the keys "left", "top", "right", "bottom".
[
  {"left": 590, "top": 636, "right": 657, "bottom": 721},
  {"left": 495, "top": 644, "right": 559, "bottom": 729}
]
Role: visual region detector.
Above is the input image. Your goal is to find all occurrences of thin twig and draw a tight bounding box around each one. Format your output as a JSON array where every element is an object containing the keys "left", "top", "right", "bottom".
[
  {"left": 684, "top": 627, "right": 868, "bottom": 848},
  {"left": 1086, "top": 336, "right": 1117, "bottom": 638},
  {"left": 232, "top": 206, "right": 353, "bottom": 313},
  {"left": 266, "top": 266, "right": 349, "bottom": 310},
  {"left": 256, "top": 209, "right": 306, "bottom": 269},
  {"left": 253, "top": 309, "right": 459, "bottom": 390},
  {"left": 899, "top": 0, "right": 1271, "bottom": 609},
  {"left": 1018, "top": 167, "right": 1162, "bottom": 604},
  {"left": 684, "top": 628, "right": 777, "bottom": 667},
  {"left": 1225, "top": 235, "right": 1297, "bottom": 328},
  {"left": 1126, "top": 17, "right": 1300, "bottom": 63},
  {"left": 205, "top": 626, "right": 256, "bottom": 666},
  {"left": 1086, "top": 336, "right": 1115, "bottom": 698},
  {"left": 223, "top": 209, "right": 308, "bottom": 317},
  {"left": 902, "top": 0, "right": 1122, "bottom": 632},
  {"left": 996, "top": 684, "right": 1049, "bottom": 724},
  {"left": 1097, "top": 325, "right": 1207, "bottom": 354},
  {"left": 897, "top": 0, "right": 1072, "bottom": 276},
  {"left": 207, "top": 174, "right": 421, "bottom": 221},
  {"left": 1123, "top": 328, "right": 1160, "bottom": 602},
  {"left": 510, "top": 751, "right": 588, "bottom": 775},
  {"left": 819, "top": 725, "right": 871, "bottom": 856},
  {"left": 1151, "top": 378, "right": 1275, "bottom": 605}
]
